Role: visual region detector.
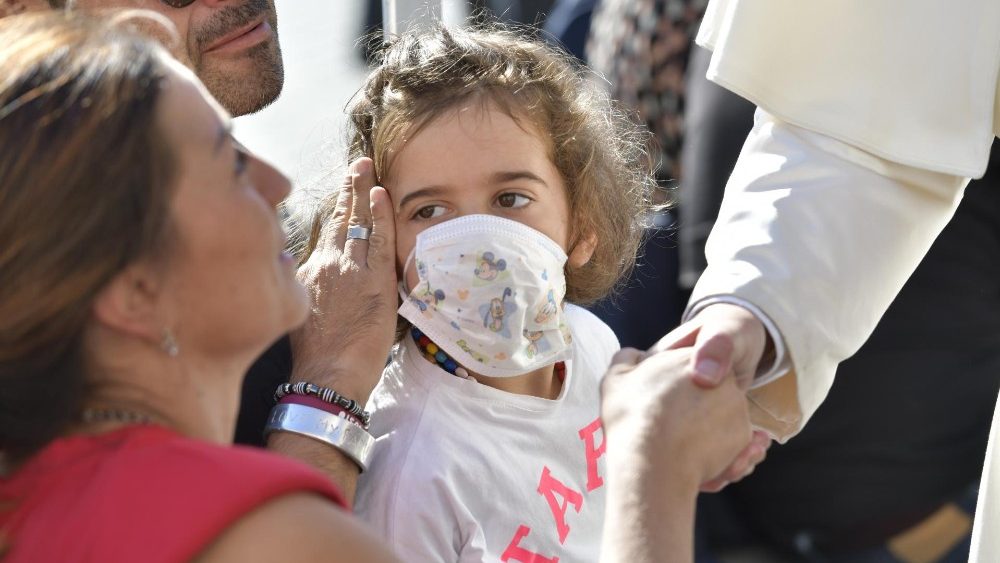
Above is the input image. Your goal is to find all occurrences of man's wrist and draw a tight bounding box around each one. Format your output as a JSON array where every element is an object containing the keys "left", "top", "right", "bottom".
[{"left": 684, "top": 295, "right": 791, "bottom": 387}]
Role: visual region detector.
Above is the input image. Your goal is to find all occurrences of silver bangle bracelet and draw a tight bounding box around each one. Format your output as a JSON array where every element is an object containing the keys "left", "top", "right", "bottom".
[
  {"left": 264, "top": 403, "right": 375, "bottom": 472},
  {"left": 274, "top": 381, "right": 371, "bottom": 429}
]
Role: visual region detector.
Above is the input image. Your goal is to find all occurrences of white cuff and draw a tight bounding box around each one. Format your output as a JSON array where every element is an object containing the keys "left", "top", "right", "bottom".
[{"left": 682, "top": 295, "right": 791, "bottom": 388}]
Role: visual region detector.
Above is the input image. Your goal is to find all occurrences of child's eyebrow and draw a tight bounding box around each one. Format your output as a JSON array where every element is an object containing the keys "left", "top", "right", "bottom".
[
  {"left": 397, "top": 186, "right": 448, "bottom": 211},
  {"left": 490, "top": 170, "right": 548, "bottom": 187}
]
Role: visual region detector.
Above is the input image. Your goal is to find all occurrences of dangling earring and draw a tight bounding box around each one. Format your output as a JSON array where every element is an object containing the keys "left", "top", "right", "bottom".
[{"left": 161, "top": 328, "right": 179, "bottom": 358}]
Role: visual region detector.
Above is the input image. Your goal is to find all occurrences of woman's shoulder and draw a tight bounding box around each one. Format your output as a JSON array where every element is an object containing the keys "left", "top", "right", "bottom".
[{"left": 0, "top": 426, "right": 346, "bottom": 563}]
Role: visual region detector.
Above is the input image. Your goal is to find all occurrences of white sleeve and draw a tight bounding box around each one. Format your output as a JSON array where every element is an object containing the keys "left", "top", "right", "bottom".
[{"left": 689, "top": 109, "right": 969, "bottom": 441}]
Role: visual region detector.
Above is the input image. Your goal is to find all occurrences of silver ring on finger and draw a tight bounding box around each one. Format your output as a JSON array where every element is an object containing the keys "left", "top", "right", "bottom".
[{"left": 346, "top": 225, "right": 372, "bottom": 241}]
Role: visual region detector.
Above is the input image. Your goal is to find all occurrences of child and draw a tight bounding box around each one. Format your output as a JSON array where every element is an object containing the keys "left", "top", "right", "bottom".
[{"left": 349, "top": 24, "right": 656, "bottom": 562}]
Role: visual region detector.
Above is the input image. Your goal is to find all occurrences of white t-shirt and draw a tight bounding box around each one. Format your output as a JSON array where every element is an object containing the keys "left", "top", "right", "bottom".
[{"left": 356, "top": 304, "right": 619, "bottom": 563}]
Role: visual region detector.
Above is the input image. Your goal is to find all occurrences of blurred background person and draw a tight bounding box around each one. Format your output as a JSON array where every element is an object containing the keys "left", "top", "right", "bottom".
[{"left": 581, "top": 0, "right": 706, "bottom": 349}]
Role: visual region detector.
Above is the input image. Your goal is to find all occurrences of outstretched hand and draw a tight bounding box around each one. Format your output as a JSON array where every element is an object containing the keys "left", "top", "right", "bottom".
[
  {"left": 599, "top": 347, "right": 752, "bottom": 563},
  {"left": 288, "top": 158, "right": 398, "bottom": 404},
  {"left": 602, "top": 347, "right": 753, "bottom": 486},
  {"left": 650, "top": 303, "right": 773, "bottom": 491}
]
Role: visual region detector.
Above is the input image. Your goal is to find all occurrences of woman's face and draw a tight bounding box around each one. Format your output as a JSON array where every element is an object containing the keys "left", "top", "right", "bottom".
[
  {"left": 385, "top": 102, "right": 576, "bottom": 291},
  {"left": 155, "top": 60, "right": 307, "bottom": 359}
]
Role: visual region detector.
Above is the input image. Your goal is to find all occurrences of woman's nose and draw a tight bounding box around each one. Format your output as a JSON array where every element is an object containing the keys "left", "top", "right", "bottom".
[{"left": 249, "top": 155, "right": 292, "bottom": 206}]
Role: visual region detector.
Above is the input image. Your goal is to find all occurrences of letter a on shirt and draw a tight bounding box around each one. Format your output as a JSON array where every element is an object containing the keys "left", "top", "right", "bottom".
[
  {"left": 500, "top": 526, "right": 560, "bottom": 563},
  {"left": 537, "top": 466, "right": 583, "bottom": 544}
]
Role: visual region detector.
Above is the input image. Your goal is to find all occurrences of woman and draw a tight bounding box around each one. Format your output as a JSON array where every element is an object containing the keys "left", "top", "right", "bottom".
[
  {"left": 0, "top": 12, "right": 396, "bottom": 562},
  {"left": 0, "top": 11, "right": 749, "bottom": 563}
]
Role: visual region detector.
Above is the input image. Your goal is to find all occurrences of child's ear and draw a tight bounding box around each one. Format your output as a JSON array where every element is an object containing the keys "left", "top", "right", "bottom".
[
  {"left": 568, "top": 232, "right": 598, "bottom": 269},
  {"left": 91, "top": 262, "right": 165, "bottom": 344}
]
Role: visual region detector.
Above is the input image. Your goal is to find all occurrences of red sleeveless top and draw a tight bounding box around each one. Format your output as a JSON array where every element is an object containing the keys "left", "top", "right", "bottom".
[{"left": 0, "top": 425, "right": 347, "bottom": 562}]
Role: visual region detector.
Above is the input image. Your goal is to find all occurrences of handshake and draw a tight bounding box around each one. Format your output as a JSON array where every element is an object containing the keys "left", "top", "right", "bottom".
[
  {"left": 598, "top": 303, "right": 775, "bottom": 562},
  {"left": 601, "top": 302, "right": 773, "bottom": 494}
]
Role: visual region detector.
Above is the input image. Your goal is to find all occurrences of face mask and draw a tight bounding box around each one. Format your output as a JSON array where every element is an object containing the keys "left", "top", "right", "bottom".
[{"left": 398, "top": 215, "right": 573, "bottom": 378}]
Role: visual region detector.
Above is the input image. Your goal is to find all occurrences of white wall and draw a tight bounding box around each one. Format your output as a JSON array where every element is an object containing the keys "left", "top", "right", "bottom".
[{"left": 234, "top": 0, "right": 368, "bottom": 191}]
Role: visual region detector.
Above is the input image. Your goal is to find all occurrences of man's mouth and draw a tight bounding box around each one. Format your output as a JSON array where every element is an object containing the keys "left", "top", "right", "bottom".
[{"left": 202, "top": 17, "right": 270, "bottom": 55}]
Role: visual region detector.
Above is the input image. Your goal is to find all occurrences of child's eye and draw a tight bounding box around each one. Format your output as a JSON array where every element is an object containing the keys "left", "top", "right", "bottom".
[
  {"left": 497, "top": 193, "right": 531, "bottom": 209},
  {"left": 414, "top": 204, "right": 446, "bottom": 220}
]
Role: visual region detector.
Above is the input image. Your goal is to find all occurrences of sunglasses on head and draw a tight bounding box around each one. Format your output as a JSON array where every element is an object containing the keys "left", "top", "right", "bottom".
[{"left": 160, "top": 0, "right": 196, "bottom": 7}]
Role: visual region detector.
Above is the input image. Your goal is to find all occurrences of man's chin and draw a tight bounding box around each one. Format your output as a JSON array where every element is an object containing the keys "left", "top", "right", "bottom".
[{"left": 198, "top": 49, "right": 283, "bottom": 116}]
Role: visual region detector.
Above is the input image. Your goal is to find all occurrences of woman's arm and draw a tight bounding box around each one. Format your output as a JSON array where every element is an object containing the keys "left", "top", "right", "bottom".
[
  {"left": 195, "top": 492, "right": 398, "bottom": 562},
  {"left": 265, "top": 158, "right": 399, "bottom": 500}
]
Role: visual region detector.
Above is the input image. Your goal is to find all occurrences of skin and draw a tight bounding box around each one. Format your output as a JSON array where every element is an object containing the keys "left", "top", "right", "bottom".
[
  {"left": 274, "top": 158, "right": 400, "bottom": 502},
  {"left": 600, "top": 347, "right": 752, "bottom": 563},
  {"left": 650, "top": 304, "right": 772, "bottom": 490},
  {"left": 384, "top": 101, "right": 596, "bottom": 400},
  {"left": 5, "top": 0, "right": 282, "bottom": 116}
]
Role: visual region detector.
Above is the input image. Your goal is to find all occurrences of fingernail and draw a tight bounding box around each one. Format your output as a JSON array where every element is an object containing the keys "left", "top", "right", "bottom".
[{"left": 695, "top": 358, "right": 721, "bottom": 379}]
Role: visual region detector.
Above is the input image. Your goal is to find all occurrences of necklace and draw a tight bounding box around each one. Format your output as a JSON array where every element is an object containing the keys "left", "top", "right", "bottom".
[
  {"left": 410, "top": 327, "right": 566, "bottom": 382},
  {"left": 81, "top": 407, "right": 155, "bottom": 426}
]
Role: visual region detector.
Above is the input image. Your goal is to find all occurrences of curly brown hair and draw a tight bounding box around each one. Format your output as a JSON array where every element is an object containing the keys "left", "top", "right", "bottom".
[{"left": 306, "top": 23, "right": 657, "bottom": 305}]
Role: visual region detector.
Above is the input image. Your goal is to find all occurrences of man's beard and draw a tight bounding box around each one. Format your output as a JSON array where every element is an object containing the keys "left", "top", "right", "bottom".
[{"left": 192, "top": 0, "right": 283, "bottom": 117}]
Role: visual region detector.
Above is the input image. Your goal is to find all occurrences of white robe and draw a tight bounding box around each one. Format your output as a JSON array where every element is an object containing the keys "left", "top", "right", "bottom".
[{"left": 692, "top": 1, "right": 999, "bottom": 558}]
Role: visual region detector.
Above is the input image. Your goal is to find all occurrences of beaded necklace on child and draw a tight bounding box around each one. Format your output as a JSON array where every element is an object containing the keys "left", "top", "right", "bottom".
[{"left": 410, "top": 326, "right": 566, "bottom": 382}]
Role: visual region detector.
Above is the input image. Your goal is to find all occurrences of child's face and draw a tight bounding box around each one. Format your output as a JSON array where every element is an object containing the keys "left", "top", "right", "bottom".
[{"left": 385, "top": 102, "right": 594, "bottom": 290}]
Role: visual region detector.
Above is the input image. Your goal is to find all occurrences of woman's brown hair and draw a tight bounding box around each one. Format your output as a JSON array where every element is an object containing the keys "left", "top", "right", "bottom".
[
  {"left": 0, "top": 13, "right": 176, "bottom": 463},
  {"left": 304, "top": 24, "right": 657, "bottom": 305}
]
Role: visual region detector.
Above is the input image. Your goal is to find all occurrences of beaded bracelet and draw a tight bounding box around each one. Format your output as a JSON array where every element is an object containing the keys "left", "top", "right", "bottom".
[{"left": 275, "top": 382, "right": 371, "bottom": 429}]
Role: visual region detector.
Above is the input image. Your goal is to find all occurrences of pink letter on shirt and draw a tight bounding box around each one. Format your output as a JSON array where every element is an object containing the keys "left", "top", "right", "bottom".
[
  {"left": 500, "top": 525, "right": 560, "bottom": 563},
  {"left": 537, "top": 466, "right": 584, "bottom": 544},
  {"left": 578, "top": 417, "right": 606, "bottom": 491}
]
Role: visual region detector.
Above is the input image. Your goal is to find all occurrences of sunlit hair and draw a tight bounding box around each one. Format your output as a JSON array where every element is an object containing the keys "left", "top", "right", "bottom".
[
  {"left": 0, "top": 12, "right": 175, "bottom": 463},
  {"left": 304, "top": 23, "right": 657, "bottom": 305}
]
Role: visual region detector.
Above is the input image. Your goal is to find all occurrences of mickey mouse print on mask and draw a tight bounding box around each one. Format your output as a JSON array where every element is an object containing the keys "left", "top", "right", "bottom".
[{"left": 398, "top": 215, "right": 573, "bottom": 378}]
